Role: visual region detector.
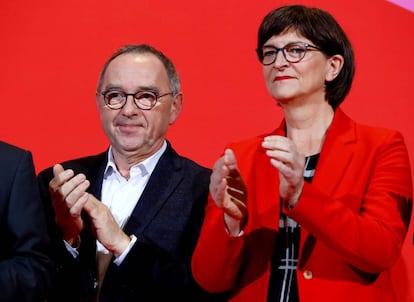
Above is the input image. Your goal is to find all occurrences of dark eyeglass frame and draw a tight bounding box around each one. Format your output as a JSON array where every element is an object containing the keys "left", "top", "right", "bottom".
[
  {"left": 98, "top": 90, "right": 173, "bottom": 110},
  {"left": 257, "top": 41, "right": 321, "bottom": 65}
]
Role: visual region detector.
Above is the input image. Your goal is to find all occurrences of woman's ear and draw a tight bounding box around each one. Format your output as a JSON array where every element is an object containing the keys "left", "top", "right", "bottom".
[{"left": 326, "top": 54, "right": 344, "bottom": 82}]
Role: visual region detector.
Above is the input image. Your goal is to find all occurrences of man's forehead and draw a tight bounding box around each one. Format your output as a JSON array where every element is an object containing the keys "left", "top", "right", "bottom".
[{"left": 102, "top": 53, "right": 168, "bottom": 87}]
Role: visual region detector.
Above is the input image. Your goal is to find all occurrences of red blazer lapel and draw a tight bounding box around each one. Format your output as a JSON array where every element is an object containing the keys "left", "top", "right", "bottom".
[
  {"left": 299, "top": 109, "right": 357, "bottom": 267},
  {"left": 313, "top": 108, "right": 356, "bottom": 196}
]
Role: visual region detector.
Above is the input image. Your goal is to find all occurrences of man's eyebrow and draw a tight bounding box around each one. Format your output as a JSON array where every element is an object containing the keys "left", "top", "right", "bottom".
[{"left": 103, "top": 84, "right": 159, "bottom": 93}]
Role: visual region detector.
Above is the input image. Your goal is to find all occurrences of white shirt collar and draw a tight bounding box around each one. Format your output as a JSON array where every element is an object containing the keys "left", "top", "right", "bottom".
[{"left": 104, "top": 140, "right": 167, "bottom": 179}]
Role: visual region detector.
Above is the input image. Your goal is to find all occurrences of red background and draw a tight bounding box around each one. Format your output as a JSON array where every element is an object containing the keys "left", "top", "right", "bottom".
[{"left": 1, "top": 0, "right": 413, "bottom": 299}]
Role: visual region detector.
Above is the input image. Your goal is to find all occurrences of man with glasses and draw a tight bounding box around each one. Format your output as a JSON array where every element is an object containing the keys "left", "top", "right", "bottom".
[{"left": 38, "top": 44, "right": 229, "bottom": 302}]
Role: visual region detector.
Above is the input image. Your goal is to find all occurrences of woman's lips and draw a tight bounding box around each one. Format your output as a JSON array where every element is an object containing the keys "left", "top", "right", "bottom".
[{"left": 274, "top": 75, "right": 294, "bottom": 81}]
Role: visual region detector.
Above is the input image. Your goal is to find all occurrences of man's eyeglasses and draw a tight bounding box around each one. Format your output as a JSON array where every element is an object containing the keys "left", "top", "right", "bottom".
[
  {"left": 257, "top": 41, "right": 321, "bottom": 65},
  {"left": 98, "top": 90, "right": 173, "bottom": 110}
]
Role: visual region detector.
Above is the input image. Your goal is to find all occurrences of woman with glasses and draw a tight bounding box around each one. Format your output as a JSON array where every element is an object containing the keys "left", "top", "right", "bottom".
[{"left": 191, "top": 5, "right": 412, "bottom": 302}]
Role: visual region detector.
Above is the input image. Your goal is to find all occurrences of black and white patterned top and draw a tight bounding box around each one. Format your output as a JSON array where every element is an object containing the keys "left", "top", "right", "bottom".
[{"left": 267, "top": 153, "right": 320, "bottom": 302}]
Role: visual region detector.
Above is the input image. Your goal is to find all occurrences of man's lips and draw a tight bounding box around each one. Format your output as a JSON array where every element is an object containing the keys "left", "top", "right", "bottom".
[{"left": 118, "top": 123, "right": 142, "bottom": 132}]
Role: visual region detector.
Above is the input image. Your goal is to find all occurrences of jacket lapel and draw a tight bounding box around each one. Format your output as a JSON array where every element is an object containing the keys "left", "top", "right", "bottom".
[
  {"left": 299, "top": 108, "right": 357, "bottom": 265},
  {"left": 123, "top": 143, "right": 182, "bottom": 238},
  {"left": 312, "top": 108, "right": 356, "bottom": 195}
]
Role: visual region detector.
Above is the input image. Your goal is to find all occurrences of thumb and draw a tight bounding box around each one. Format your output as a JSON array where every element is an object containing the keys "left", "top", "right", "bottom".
[
  {"left": 52, "top": 163, "right": 65, "bottom": 177},
  {"left": 224, "top": 149, "right": 239, "bottom": 171},
  {"left": 83, "top": 193, "right": 101, "bottom": 215}
]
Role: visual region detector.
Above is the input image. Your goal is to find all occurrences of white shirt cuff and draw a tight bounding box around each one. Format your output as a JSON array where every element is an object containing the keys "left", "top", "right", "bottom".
[{"left": 113, "top": 235, "right": 137, "bottom": 265}]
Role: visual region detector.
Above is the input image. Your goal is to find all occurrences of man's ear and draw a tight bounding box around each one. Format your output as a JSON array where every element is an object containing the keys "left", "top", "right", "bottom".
[{"left": 169, "top": 92, "right": 183, "bottom": 124}]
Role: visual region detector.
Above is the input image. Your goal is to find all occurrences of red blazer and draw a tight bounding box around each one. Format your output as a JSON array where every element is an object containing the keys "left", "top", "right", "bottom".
[{"left": 192, "top": 108, "right": 413, "bottom": 302}]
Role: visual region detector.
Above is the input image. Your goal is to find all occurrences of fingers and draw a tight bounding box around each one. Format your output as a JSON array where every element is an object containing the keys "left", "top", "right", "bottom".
[
  {"left": 210, "top": 156, "right": 228, "bottom": 204},
  {"left": 49, "top": 163, "right": 89, "bottom": 201},
  {"left": 52, "top": 163, "right": 65, "bottom": 178},
  {"left": 83, "top": 194, "right": 114, "bottom": 226},
  {"left": 262, "top": 136, "right": 305, "bottom": 204},
  {"left": 68, "top": 192, "right": 89, "bottom": 217},
  {"left": 226, "top": 169, "right": 247, "bottom": 215},
  {"left": 226, "top": 169, "right": 246, "bottom": 192},
  {"left": 83, "top": 193, "right": 101, "bottom": 215},
  {"left": 49, "top": 163, "right": 91, "bottom": 219},
  {"left": 223, "top": 149, "right": 238, "bottom": 170},
  {"left": 49, "top": 164, "right": 75, "bottom": 194},
  {"left": 210, "top": 149, "right": 241, "bottom": 205},
  {"left": 262, "top": 136, "right": 292, "bottom": 163},
  {"left": 262, "top": 135, "right": 305, "bottom": 170},
  {"left": 229, "top": 196, "right": 247, "bottom": 217},
  {"left": 210, "top": 150, "right": 248, "bottom": 234},
  {"left": 227, "top": 187, "right": 246, "bottom": 204},
  {"left": 226, "top": 169, "right": 247, "bottom": 200},
  {"left": 82, "top": 194, "right": 130, "bottom": 257}
]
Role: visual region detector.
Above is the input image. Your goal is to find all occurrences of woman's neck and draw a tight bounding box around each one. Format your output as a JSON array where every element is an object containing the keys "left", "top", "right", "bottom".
[{"left": 284, "top": 103, "right": 334, "bottom": 156}]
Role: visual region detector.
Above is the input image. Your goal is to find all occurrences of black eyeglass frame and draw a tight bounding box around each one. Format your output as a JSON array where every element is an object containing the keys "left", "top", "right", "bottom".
[
  {"left": 98, "top": 90, "right": 173, "bottom": 110},
  {"left": 257, "top": 41, "right": 321, "bottom": 65}
]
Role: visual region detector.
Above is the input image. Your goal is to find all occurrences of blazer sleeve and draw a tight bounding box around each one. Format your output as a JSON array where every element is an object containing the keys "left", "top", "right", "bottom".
[
  {"left": 287, "top": 129, "right": 413, "bottom": 273},
  {"left": 0, "top": 149, "right": 53, "bottom": 302},
  {"left": 37, "top": 165, "right": 98, "bottom": 302}
]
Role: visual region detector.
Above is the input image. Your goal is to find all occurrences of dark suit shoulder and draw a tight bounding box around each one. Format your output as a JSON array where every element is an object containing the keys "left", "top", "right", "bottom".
[
  {"left": 164, "top": 142, "right": 211, "bottom": 175},
  {"left": 0, "top": 142, "right": 34, "bottom": 186},
  {"left": 0, "top": 141, "right": 31, "bottom": 165},
  {"left": 37, "top": 151, "right": 107, "bottom": 180},
  {"left": 59, "top": 152, "right": 107, "bottom": 171},
  {"left": 177, "top": 155, "right": 211, "bottom": 174},
  {"left": 38, "top": 151, "right": 108, "bottom": 189}
]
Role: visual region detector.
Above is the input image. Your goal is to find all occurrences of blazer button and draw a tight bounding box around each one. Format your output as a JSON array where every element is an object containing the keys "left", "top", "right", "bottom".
[{"left": 303, "top": 270, "right": 313, "bottom": 280}]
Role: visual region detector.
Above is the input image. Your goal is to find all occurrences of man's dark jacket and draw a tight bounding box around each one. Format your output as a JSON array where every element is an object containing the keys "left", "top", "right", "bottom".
[
  {"left": 38, "top": 141, "right": 229, "bottom": 302},
  {"left": 0, "top": 141, "right": 52, "bottom": 302}
]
